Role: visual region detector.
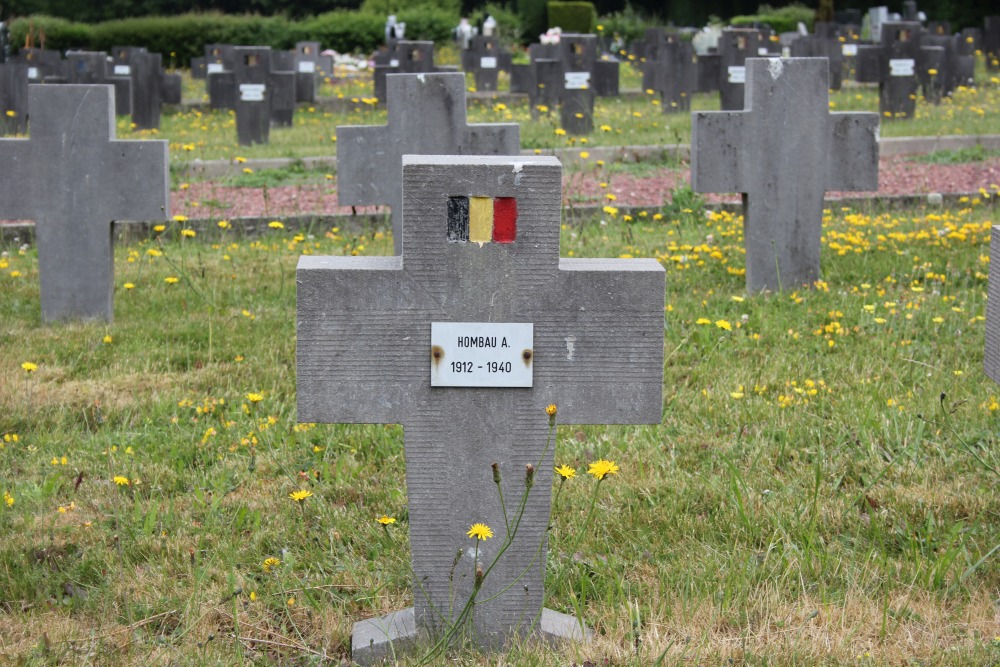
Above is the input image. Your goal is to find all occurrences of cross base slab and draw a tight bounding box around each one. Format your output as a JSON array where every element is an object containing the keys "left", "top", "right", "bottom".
[{"left": 350, "top": 607, "right": 591, "bottom": 665}]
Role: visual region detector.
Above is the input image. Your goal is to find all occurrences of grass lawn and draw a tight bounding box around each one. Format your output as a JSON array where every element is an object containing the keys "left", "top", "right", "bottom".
[
  {"left": 122, "top": 58, "right": 1000, "bottom": 165},
  {"left": 1, "top": 192, "right": 999, "bottom": 664}
]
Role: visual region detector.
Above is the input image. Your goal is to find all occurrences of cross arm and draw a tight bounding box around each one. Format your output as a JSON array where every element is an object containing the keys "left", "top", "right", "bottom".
[
  {"left": 827, "top": 112, "right": 880, "bottom": 192},
  {"left": 460, "top": 123, "right": 520, "bottom": 156},
  {"left": 107, "top": 140, "right": 171, "bottom": 220},
  {"left": 0, "top": 140, "right": 33, "bottom": 220},
  {"left": 336, "top": 124, "right": 393, "bottom": 207},
  {"left": 691, "top": 111, "right": 746, "bottom": 194},
  {"left": 296, "top": 255, "right": 441, "bottom": 425},
  {"left": 531, "top": 258, "right": 664, "bottom": 425}
]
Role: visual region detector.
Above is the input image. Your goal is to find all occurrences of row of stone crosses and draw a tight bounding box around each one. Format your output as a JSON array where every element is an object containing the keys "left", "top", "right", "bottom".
[{"left": 2, "top": 12, "right": 998, "bottom": 143}]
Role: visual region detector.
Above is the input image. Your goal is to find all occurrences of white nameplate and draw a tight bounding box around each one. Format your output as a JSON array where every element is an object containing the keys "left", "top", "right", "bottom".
[
  {"left": 240, "top": 83, "right": 266, "bottom": 101},
  {"left": 389, "top": 58, "right": 400, "bottom": 67},
  {"left": 842, "top": 43, "right": 858, "bottom": 56},
  {"left": 27, "top": 67, "right": 38, "bottom": 79},
  {"left": 564, "top": 71, "right": 591, "bottom": 89},
  {"left": 114, "top": 65, "right": 131, "bottom": 75},
  {"left": 757, "top": 47, "right": 769, "bottom": 55},
  {"left": 889, "top": 58, "right": 915, "bottom": 76},
  {"left": 207, "top": 63, "right": 224, "bottom": 74},
  {"left": 727, "top": 65, "right": 746, "bottom": 83},
  {"left": 431, "top": 322, "right": 533, "bottom": 388},
  {"left": 298, "top": 61, "right": 316, "bottom": 73},
  {"left": 480, "top": 56, "right": 498, "bottom": 69}
]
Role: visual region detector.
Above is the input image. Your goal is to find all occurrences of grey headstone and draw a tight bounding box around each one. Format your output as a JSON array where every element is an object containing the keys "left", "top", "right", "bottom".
[
  {"left": 337, "top": 72, "right": 519, "bottom": 255},
  {"left": 466, "top": 35, "right": 504, "bottom": 92},
  {"left": 718, "top": 29, "right": 764, "bottom": 111},
  {"left": 984, "top": 225, "right": 1000, "bottom": 384},
  {"left": 510, "top": 63, "right": 533, "bottom": 94},
  {"left": 0, "top": 63, "right": 29, "bottom": 135},
  {"left": 878, "top": 22, "right": 921, "bottom": 120},
  {"left": 695, "top": 52, "right": 721, "bottom": 93},
  {"left": 0, "top": 84, "right": 168, "bottom": 321},
  {"left": 643, "top": 35, "right": 695, "bottom": 112},
  {"left": 692, "top": 58, "right": 879, "bottom": 292},
  {"left": 232, "top": 47, "right": 275, "bottom": 145},
  {"left": 17, "top": 48, "right": 63, "bottom": 82},
  {"left": 190, "top": 56, "right": 207, "bottom": 80},
  {"left": 131, "top": 51, "right": 165, "bottom": 130},
  {"left": 592, "top": 57, "right": 620, "bottom": 97},
  {"left": 561, "top": 87, "right": 594, "bottom": 135},
  {"left": 294, "top": 42, "right": 321, "bottom": 103},
  {"left": 983, "top": 17, "right": 1000, "bottom": 71},
  {"left": 298, "top": 154, "right": 664, "bottom": 663}
]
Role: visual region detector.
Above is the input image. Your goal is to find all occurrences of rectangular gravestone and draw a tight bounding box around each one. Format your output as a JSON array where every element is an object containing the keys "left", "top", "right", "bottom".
[
  {"left": 790, "top": 33, "right": 844, "bottom": 90},
  {"left": 373, "top": 41, "right": 437, "bottom": 103},
  {"left": 643, "top": 35, "right": 695, "bottom": 113},
  {"left": 878, "top": 22, "right": 922, "bottom": 120},
  {"left": 298, "top": 154, "right": 665, "bottom": 665},
  {"left": 233, "top": 47, "right": 273, "bottom": 145},
  {"left": 592, "top": 56, "right": 620, "bottom": 97},
  {"left": 66, "top": 51, "right": 132, "bottom": 116},
  {"left": 466, "top": 35, "right": 503, "bottom": 92},
  {"left": 131, "top": 51, "right": 166, "bottom": 130},
  {"left": 206, "top": 44, "right": 237, "bottom": 110},
  {"left": 718, "top": 29, "right": 764, "bottom": 111},
  {"left": 18, "top": 48, "right": 63, "bottom": 83},
  {"left": 0, "top": 63, "right": 29, "bottom": 135},
  {"left": 695, "top": 52, "right": 721, "bottom": 93},
  {"left": 268, "top": 50, "right": 297, "bottom": 127},
  {"left": 692, "top": 58, "right": 879, "bottom": 292},
  {"left": 294, "top": 41, "right": 321, "bottom": 103},
  {"left": 986, "top": 17, "right": 1000, "bottom": 71},
  {"left": 338, "top": 72, "right": 519, "bottom": 255},
  {"left": 0, "top": 84, "right": 169, "bottom": 321}
]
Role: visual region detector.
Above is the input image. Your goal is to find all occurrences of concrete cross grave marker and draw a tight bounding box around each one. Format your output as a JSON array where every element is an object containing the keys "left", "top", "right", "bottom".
[
  {"left": 692, "top": 58, "right": 879, "bottom": 292},
  {"left": 337, "top": 72, "right": 519, "bottom": 255},
  {"left": 984, "top": 225, "right": 1000, "bottom": 385},
  {"left": 0, "top": 85, "right": 168, "bottom": 321},
  {"left": 298, "top": 154, "right": 665, "bottom": 665}
]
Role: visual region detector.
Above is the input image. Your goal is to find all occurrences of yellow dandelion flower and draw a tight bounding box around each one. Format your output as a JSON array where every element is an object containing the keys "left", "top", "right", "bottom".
[
  {"left": 377, "top": 515, "right": 396, "bottom": 525},
  {"left": 268, "top": 221, "right": 284, "bottom": 229},
  {"left": 217, "top": 220, "right": 231, "bottom": 229},
  {"left": 555, "top": 464, "right": 576, "bottom": 479},
  {"left": 164, "top": 276, "right": 179, "bottom": 284},
  {"left": 715, "top": 320, "right": 732, "bottom": 331},
  {"left": 21, "top": 362, "right": 38, "bottom": 373},
  {"left": 545, "top": 404, "right": 557, "bottom": 417},
  {"left": 467, "top": 523, "right": 494, "bottom": 540},
  {"left": 554, "top": 128, "right": 566, "bottom": 136},
  {"left": 113, "top": 475, "right": 130, "bottom": 486},
  {"left": 245, "top": 392, "right": 263, "bottom": 403},
  {"left": 172, "top": 215, "right": 188, "bottom": 222},
  {"left": 587, "top": 459, "right": 619, "bottom": 481},
  {"left": 289, "top": 489, "right": 313, "bottom": 502},
  {"left": 3, "top": 490, "right": 13, "bottom": 507},
  {"left": 181, "top": 229, "right": 196, "bottom": 238},
  {"left": 123, "top": 282, "right": 135, "bottom": 290},
  {"left": 262, "top": 557, "right": 281, "bottom": 572}
]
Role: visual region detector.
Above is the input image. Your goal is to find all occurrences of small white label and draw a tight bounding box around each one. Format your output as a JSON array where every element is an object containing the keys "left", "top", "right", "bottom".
[
  {"left": 298, "top": 61, "right": 316, "bottom": 73},
  {"left": 842, "top": 44, "right": 858, "bottom": 56},
  {"left": 889, "top": 58, "right": 915, "bottom": 76},
  {"left": 240, "top": 83, "right": 266, "bottom": 101},
  {"left": 564, "top": 71, "right": 591, "bottom": 89},
  {"left": 480, "top": 56, "right": 498, "bottom": 69},
  {"left": 431, "top": 322, "right": 533, "bottom": 388},
  {"left": 114, "top": 65, "right": 131, "bottom": 75},
  {"left": 389, "top": 58, "right": 400, "bottom": 67},
  {"left": 27, "top": 67, "right": 38, "bottom": 79},
  {"left": 757, "top": 47, "right": 769, "bottom": 55},
  {"left": 207, "top": 63, "right": 224, "bottom": 74},
  {"left": 727, "top": 65, "right": 746, "bottom": 83}
]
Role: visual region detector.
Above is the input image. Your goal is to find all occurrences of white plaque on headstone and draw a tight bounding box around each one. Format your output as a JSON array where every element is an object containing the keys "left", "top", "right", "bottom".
[
  {"left": 480, "top": 56, "right": 498, "bottom": 69},
  {"left": 297, "top": 61, "right": 316, "bottom": 73},
  {"left": 390, "top": 59, "right": 400, "bottom": 67},
  {"left": 27, "top": 67, "right": 38, "bottom": 80},
  {"left": 727, "top": 65, "right": 746, "bottom": 83},
  {"left": 239, "top": 83, "right": 266, "bottom": 102},
  {"left": 430, "top": 322, "right": 533, "bottom": 388},
  {"left": 207, "top": 63, "right": 224, "bottom": 74},
  {"left": 114, "top": 65, "right": 131, "bottom": 76},
  {"left": 757, "top": 47, "right": 769, "bottom": 55},
  {"left": 889, "top": 58, "right": 915, "bottom": 76},
  {"left": 842, "top": 43, "right": 858, "bottom": 56},
  {"left": 564, "top": 71, "right": 591, "bottom": 89}
]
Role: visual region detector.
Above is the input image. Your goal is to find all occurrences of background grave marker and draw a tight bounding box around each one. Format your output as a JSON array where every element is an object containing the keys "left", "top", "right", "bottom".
[
  {"left": 692, "top": 58, "right": 879, "bottom": 292},
  {"left": 0, "top": 84, "right": 168, "bottom": 321}
]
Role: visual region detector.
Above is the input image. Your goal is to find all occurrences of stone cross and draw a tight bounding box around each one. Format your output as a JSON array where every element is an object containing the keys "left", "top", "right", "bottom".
[
  {"left": 0, "top": 85, "right": 168, "bottom": 322},
  {"left": 984, "top": 225, "right": 1000, "bottom": 384},
  {"left": 718, "top": 28, "right": 766, "bottom": 111},
  {"left": 692, "top": 58, "right": 879, "bottom": 292},
  {"left": 298, "top": 154, "right": 664, "bottom": 665},
  {"left": 337, "top": 72, "right": 519, "bottom": 255}
]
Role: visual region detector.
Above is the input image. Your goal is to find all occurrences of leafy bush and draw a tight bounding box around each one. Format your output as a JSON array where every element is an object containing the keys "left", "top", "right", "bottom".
[
  {"left": 468, "top": 2, "right": 522, "bottom": 48},
  {"left": 9, "top": 15, "right": 95, "bottom": 51},
  {"left": 516, "top": 0, "right": 547, "bottom": 43},
  {"left": 730, "top": 4, "right": 814, "bottom": 34},
  {"left": 548, "top": 1, "right": 596, "bottom": 34},
  {"left": 597, "top": 4, "right": 660, "bottom": 45}
]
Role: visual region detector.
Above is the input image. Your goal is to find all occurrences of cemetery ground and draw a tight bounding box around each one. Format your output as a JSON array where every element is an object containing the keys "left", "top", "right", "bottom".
[{"left": 2, "top": 196, "right": 1000, "bottom": 664}]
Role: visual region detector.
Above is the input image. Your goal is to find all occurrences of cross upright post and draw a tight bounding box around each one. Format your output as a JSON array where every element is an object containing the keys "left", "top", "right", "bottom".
[
  {"left": 0, "top": 84, "right": 169, "bottom": 322},
  {"left": 692, "top": 57, "right": 879, "bottom": 292},
  {"left": 337, "top": 72, "right": 520, "bottom": 255},
  {"left": 298, "top": 155, "right": 665, "bottom": 664}
]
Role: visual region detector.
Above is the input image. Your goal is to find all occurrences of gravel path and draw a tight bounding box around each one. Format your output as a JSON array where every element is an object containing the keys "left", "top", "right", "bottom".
[{"left": 169, "top": 155, "right": 1000, "bottom": 220}]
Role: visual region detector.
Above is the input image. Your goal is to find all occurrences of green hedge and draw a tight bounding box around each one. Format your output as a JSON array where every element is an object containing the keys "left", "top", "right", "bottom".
[
  {"left": 730, "top": 4, "right": 814, "bottom": 34},
  {"left": 8, "top": 9, "right": 457, "bottom": 62},
  {"left": 548, "top": 1, "right": 595, "bottom": 34}
]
